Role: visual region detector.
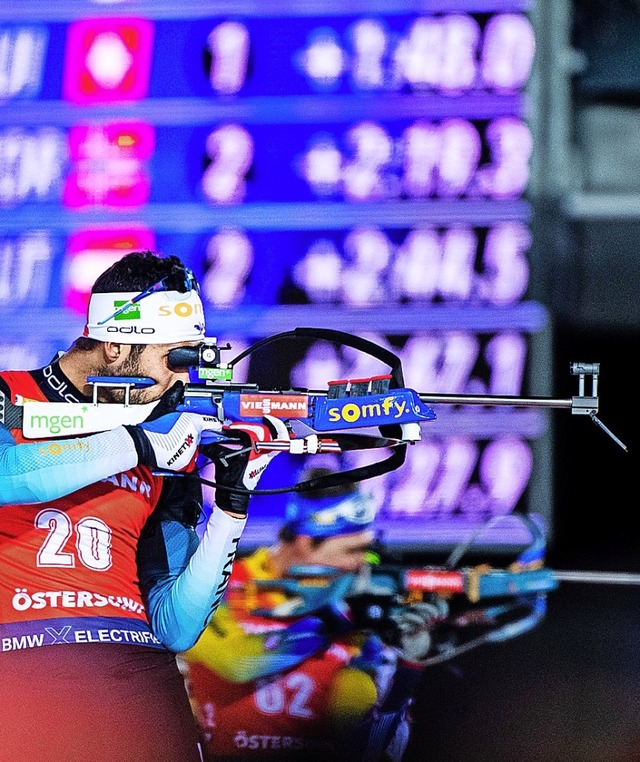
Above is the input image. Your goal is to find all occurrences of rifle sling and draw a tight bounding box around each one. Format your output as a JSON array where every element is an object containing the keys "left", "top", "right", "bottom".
[{"left": 291, "top": 443, "right": 407, "bottom": 493}]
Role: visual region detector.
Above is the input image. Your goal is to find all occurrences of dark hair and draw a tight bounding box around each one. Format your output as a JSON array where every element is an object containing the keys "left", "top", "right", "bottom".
[
  {"left": 91, "top": 250, "right": 190, "bottom": 294},
  {"left": 73, "top": 250, "right": 192, "bottom": 352}
]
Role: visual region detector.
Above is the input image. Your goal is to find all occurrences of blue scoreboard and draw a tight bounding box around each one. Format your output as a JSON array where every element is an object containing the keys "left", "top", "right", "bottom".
[{"left": 0, "top": 1, "right": 548, "bottom": 553}]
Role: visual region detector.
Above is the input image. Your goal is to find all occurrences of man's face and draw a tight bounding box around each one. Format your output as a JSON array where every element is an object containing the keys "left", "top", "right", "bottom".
[
  {"left": 294, "top": 529, "right": 376, "bottom": 572},
  {"left": 98, "top": 342, "right": 198, "bottom": 404}
]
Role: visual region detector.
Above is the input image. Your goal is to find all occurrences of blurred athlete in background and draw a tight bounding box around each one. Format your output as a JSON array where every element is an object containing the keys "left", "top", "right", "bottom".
[{"left": 181, "top": 466, "right": 433, "bottom": 762}]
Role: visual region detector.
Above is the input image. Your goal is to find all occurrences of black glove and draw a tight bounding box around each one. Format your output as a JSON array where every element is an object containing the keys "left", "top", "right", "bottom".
[
  {"left": 344, "top": 592, "right": 399, "bottom": 642},
  {"left": 201, "top": 419, "right": 286, "bottom": 516},
  {"left": 145, "top": 380, "right": 185, "bottom": 421}
]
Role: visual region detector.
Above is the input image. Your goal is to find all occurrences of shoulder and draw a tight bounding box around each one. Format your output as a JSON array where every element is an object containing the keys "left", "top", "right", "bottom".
[{"left": 0, "top": 370, "right": 40, "bottom": 399}]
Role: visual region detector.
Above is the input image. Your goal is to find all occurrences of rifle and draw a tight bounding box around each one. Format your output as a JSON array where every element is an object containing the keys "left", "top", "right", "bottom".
[
  {"left": 2, "top": 327, "right": 627, "bottom": 494},
  {"left": 245, "top": 515, "right": 640, "bottom": 666}
]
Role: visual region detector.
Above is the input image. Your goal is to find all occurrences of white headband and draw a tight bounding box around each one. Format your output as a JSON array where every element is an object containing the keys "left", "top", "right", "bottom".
[{"left": 84, "top": 289, "right": 206, "bottom": 344}]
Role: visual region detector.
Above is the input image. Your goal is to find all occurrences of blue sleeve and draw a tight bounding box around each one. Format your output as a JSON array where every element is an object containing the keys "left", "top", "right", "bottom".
[
  {"left": 0, "top": 422, "right": 138, "bottom": 504},
  {"left": 137, "top": 504, "right": 247, "bottom": 653}
]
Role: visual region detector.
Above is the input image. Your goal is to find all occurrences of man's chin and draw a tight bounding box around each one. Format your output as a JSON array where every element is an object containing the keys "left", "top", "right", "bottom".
[{"left": 132, "top": 388, "right": 161, "bottom": 406}]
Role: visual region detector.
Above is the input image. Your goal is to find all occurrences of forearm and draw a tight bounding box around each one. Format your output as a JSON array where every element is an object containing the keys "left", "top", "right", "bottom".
[
  {"left": 0, "top": 425, "right": 137, "bottom": 504},
  {"left": 142, "top": 507, "right": 246, "bottom": 652}
]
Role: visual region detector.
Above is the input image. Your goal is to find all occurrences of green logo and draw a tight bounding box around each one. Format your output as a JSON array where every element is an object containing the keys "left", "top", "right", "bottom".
[
  {"left": 114, "top": 301, "right": 140, "bottom": 321},
  {"left": 198, "top": 367, "right": 233, "bottom": 381},
  {"left": 29, "top": 413, "right": 85, "bottom": 435}
]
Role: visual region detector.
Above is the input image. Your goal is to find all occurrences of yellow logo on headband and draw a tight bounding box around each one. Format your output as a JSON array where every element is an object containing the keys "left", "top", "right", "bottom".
[{"left": 158, "top": 302, "right": 203, "bottom": 318}]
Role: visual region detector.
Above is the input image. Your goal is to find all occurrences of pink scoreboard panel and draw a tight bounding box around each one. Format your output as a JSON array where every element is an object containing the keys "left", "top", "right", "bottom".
[{"left": 0, "top": 1, "right": 549, "bottom": 554}]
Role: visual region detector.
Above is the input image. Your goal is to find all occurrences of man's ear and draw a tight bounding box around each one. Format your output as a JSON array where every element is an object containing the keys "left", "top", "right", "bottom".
[{"left": 102, "top": 342, "right": 127, "bottom": 364}]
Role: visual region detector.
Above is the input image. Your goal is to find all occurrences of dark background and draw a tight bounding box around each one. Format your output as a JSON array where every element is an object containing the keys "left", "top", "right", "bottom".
[{"left": 403, "top": 327, "right": 640, "bottom": 762}]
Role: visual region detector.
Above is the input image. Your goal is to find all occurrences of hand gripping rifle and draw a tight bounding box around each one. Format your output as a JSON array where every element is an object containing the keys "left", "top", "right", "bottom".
[{"left": 3, "top": 327, "right": 627, "bottom": 495}]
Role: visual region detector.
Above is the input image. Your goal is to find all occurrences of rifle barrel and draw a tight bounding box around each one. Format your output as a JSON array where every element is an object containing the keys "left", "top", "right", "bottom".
[
  {"left": 417, "top": 394, "right": 574, "bottom": 409},
  {"left": 554, "top": 571, "right": 640, "bottom": 586}
]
